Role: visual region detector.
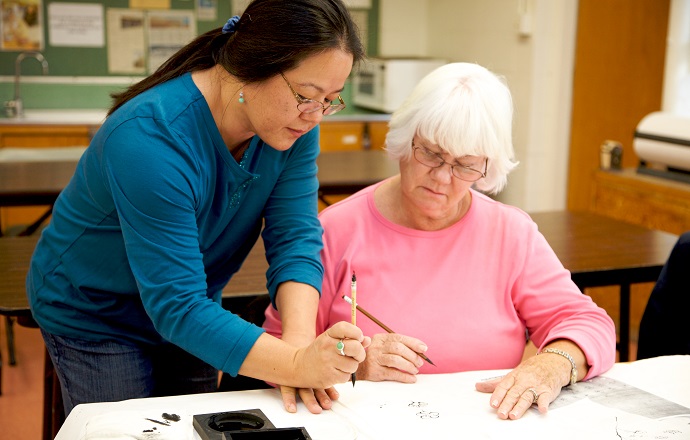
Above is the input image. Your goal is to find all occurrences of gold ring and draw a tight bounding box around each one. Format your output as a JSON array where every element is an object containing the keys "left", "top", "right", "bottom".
[{"left": 526, "top": 388, "right": 538, "bottom": 404}]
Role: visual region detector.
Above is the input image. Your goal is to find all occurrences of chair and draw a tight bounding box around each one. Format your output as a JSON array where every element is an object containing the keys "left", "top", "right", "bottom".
[{"left": 637, "top": 231, "right": 690, "bottom": 360}]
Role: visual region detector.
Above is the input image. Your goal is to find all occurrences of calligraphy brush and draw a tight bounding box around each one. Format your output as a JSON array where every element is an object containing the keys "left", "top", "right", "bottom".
[
  {"left": 350, "top": 272, "right": 357, "bottom": 386},
  {"left": 342, "top": 295, "right": 436, "bottom": 366}
]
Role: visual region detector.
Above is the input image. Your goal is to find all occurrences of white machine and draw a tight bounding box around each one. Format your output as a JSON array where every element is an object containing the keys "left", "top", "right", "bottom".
[
  {"left": 634, "top": 111, "right": 690, "bottom": 183},
  {"left": 352, "top": 57, "right": 446, "bottom": 113}
]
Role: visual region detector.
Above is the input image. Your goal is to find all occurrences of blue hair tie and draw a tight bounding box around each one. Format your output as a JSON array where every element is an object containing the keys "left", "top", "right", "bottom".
[{"left": 222, "top": 15, "right": 240, "bottom": 34}]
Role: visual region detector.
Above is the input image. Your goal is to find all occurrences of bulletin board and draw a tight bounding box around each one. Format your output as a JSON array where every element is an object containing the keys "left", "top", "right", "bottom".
[
  {"left": 0, "top": 0, "right": 378, "bottom": 77},
  {"left": 0, "top": 0, "right": 231, "bottom": 76}
]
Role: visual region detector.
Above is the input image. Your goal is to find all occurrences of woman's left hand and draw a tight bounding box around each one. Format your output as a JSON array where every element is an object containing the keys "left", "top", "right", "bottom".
[
  {"left": 278, "top": 330, "right": 337, "bottom": 415},
  {"left": 474, "top": 352, "right": 573, "bottom": 420}
]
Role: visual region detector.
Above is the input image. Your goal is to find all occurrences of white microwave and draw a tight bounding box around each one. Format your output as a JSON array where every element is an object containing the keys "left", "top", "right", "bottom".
[{"left": 352, "top": 57, "right": 446, "bottom": 113}]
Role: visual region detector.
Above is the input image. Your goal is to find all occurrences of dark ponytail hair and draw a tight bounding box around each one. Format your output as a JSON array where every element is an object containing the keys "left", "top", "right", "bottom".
[{"left": 109, "top": 0, "right": 364, "bottom": 115}]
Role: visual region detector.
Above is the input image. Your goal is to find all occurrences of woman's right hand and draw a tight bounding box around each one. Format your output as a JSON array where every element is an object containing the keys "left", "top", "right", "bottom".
[
  {"left": 356, "top": 333, "right": 427, "bottom": 383},
  {"left": 293, "top": 321, "right": 370, "bottom": 389}
]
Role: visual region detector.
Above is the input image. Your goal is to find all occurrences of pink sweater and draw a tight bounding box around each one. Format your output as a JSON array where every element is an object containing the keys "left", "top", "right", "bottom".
[{"left": 263, "top": 181, "right": 616, "bottom": 378}]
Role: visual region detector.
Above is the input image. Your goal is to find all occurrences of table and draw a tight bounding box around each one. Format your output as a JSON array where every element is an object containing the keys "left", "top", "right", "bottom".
[
  {"left": 316, "top": 149, "right": 398, "bottom": 197},
  {"left": 0, "top": 148, "right": 398, "bottom": 234},
  {"left": 53, "top": 355, "right": 690, "bottom": 439},
  {"left": 529, "top": 210, "right": 678, "bottom": 361},
  {"left": 0, "top": 148, "right": 397, "bottom": 206}
]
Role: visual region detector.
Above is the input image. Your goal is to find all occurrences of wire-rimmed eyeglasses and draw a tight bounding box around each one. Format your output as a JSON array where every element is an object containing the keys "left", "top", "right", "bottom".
[
  {"left": 280, "top": 72, "right": 346, "bottom": 116},
  {"left": 412, "top": 140, "right": 488, "bottom": 182}
]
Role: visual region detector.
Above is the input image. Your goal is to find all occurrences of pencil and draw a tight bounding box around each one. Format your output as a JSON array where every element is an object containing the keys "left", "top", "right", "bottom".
[
  {"left": 350, "top": 272, "right": 357, "bottom": 386},
  {"left": 342, "top": 295, "right": 436, "bottom": 366}
]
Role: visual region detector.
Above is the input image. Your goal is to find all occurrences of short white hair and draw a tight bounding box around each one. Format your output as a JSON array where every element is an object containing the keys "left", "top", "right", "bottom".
[{"left": 385, "top": 62, "right": 518, "bottom": 194}]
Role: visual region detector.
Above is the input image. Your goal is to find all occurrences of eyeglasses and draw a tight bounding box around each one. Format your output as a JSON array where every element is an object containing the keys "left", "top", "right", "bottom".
[
  {"left": 412, "top": 140, "right": 488, "bottom": 182},
  {"left": 280, "top": 72, "right": 346, "bottom": 116}
]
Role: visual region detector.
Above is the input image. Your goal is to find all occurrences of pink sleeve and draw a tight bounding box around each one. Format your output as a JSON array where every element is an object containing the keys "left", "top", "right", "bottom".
[{"left": 513, "top": 222, "right": 617, "bottom": 379}]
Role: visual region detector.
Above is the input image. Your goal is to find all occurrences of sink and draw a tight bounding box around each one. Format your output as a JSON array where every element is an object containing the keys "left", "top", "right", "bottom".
[{"left": 0, "top": 109, "right": 107, "bottom": 125}]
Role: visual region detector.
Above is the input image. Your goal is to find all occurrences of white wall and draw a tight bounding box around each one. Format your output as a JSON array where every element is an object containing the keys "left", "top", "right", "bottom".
[
  {"left": 663, "top": 0, "right": 690, "bottom": 115},
  {"left": 377, "top": 0, "right": 429, "bottom": 57},
  {"left": 378, "top": 0, "right": 577, "bottom": 212}
]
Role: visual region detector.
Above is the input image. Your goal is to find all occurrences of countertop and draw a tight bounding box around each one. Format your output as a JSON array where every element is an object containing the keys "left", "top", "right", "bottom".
[
  {"left": 0, "top": 109, "right": 107, "bottom": 126},
  {"left": 0, "top": 109, "right": 390, "bottom": 126}
]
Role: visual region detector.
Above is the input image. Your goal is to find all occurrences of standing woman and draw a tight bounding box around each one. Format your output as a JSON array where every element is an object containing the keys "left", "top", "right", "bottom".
[{"left": 26, "top": 0, "right": 368, "bottom": 416}]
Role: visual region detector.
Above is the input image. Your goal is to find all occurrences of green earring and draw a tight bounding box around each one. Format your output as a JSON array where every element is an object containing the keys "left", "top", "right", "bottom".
[{"left": 238, "top": 91, "right": 245, "bottom": 103}]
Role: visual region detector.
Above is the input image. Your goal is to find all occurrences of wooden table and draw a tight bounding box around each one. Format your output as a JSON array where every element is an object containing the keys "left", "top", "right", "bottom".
[
  {"left": 0, "top": 149, "right": 398, "bottom": 234},
  {"left": 316, "top": 150, "right": 398, "bottom": 196},
  {"left": 530, "top": 210, "right": 678, "bottom": 361}
]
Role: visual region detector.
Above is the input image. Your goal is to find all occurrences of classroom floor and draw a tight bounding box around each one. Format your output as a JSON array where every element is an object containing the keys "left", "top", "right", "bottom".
[{"left": 0, "top": 284, "right": 648, "bottom": 440}]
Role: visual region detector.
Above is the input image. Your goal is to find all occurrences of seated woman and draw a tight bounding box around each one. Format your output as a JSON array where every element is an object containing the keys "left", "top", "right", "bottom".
[{"left": 263, "top": 62, "right": 616, "bottom": 420}]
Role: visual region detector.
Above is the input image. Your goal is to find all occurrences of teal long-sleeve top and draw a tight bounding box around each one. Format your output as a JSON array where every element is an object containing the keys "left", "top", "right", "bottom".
[{"left": 26, "top": 73, "right": 324, "bottom": 376}]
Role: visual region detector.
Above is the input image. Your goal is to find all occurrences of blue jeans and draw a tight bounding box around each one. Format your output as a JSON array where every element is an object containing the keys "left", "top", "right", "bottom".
[{"left": 41, "top": 330, "right": 218, "bottom": 415}]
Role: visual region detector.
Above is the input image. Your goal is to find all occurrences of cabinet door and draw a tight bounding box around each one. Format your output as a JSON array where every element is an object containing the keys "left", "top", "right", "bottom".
[
  {"left": 367, "top": 121, "right": 389, "bottom": 150},
  {"left": 0, "top": 125, "right": 94, "bottom": 148},
  {"left": 319, "top": 121, "right": 365, "bottom": 152}
]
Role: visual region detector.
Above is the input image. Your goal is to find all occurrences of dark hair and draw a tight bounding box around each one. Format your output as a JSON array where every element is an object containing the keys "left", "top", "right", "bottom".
[{"left": 108, "top": 0, "right": 364, "bottom": 115}]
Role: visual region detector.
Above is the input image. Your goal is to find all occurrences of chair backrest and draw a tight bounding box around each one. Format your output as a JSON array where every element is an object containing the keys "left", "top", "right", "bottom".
[{"left": 637, "top": 231, "right": 690, "bottom": 360}]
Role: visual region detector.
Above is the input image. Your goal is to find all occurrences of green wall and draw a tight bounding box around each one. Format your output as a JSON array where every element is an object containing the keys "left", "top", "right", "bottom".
[{"left": 0, "top": 0, "right": 379, "bottom": 114}]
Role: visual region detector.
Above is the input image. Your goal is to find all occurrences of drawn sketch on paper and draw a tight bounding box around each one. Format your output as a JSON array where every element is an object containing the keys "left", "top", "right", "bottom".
[{"left": 550, "top": 376, "right": 690, "bottom": 419}]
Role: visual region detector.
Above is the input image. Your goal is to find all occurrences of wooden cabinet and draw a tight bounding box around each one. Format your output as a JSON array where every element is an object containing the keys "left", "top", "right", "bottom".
[
  {"left": 319, "top": 120, "right": 389, "bottom": 152},
  {"left": 319, "top": 121, "right": 365, "bottom": 152},
  {"left": 567, "top": 0, "right": 669, "bottom": 212},
  {"left": 317, "top": 119, "right": 389, "bottom": 210},
  {"left": 367, "top": 120, "right": 389, "bottom": 150},
  {"left": 0, "top": 125, "right": 94, "bottom": 148},
  {"left": 0, "top": 124, "right": 95, "bottom": 234},
  {"left": 590, "top": 169, "right": 690, "bottom": 235}
]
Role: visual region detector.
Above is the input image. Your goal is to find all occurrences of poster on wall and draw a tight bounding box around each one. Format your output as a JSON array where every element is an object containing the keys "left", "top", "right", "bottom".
[
  {"left": 106, "top": 8, "right": 146, "bottom": 74},
  {"left": 196, "top": 0, "right": 216, "bottom": 21},
  {"left": 146, "top": 10, "right": 196, "bottom": 73},
  {"left": 48, "top": 2, "right": 104, "bottom": 47},
  {"left": 0, "top": 0, "right": 43, "bottom": 50}
]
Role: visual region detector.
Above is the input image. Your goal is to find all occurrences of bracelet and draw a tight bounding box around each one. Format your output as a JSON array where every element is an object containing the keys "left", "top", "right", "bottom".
[{"left": 538, "top": 348, "right": 577, "bottom": 386}]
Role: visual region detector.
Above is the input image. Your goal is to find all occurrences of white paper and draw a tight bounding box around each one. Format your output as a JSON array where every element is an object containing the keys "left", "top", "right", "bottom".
[
  {"left": 196, "top": 0, "right": 216, "bottom": 21},
  {"left": 343, "top": 0, "right": 372, "bottom": 8},
  {"left": 146, "top": 10, "right": 196, "bottom": 73},
  {"left": 53, "top": 357, "right": 690, "bottom": 440},
  {"left": 106, "top": 8, "right": 146, "bottom": 74},
  {"left": 48, "top": 2, "right": 103, "bottom": 47},
  {"left": 231, "top": 0, "right": 250, "bottom": 16}
]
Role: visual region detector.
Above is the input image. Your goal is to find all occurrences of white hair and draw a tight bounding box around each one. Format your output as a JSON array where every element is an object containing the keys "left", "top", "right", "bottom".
[{"left": 385, "top": 62, "right": 518, "bottom": 194}]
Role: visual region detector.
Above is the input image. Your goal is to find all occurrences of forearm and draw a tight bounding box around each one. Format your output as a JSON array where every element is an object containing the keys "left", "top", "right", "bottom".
[
  {"left": 275, "top": 281, "right": 320, "bottom": 345},
  {"left": 237, "top": 333, "right": 301, "bottom": 386}
]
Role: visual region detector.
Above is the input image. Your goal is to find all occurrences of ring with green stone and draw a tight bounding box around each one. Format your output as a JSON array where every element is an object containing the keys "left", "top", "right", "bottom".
[{"left": 336, "top": 339, "right": 345, "bottom": 356}]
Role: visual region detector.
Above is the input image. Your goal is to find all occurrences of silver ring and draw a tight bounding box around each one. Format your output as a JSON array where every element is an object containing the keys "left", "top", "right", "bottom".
[
  {"left": 336, "top": 339, "right": 345, "bottom": 356},
  {"left": 526, "top": 388, "right": 538, "bottom": 404}
]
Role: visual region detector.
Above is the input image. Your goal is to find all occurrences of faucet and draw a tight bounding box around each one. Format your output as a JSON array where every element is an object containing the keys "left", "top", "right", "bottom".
[{"left": 4, "top": 51, "right": 49, "bottom": 118}]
